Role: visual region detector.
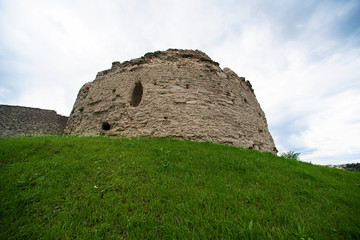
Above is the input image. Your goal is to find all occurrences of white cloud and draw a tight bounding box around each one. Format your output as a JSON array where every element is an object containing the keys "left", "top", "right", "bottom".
[
  {"left": 206, "top": 1, "right": 360, "bottom": 165},
  {"left": 0, "top": 86, "right": 11, "bottom": 102},
  {"left": 299, "top": 89, "right": 360, "bottom": 164}
]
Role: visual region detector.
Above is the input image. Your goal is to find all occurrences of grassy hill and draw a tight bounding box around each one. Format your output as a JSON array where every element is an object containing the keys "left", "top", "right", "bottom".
[{"left": 0, "top": 137, "right": 359, "bottom": 239}]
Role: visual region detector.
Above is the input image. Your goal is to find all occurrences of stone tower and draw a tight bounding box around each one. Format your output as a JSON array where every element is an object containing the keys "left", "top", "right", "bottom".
[{"left": 65, "top": 49, "right": 277, "bottom": 153}]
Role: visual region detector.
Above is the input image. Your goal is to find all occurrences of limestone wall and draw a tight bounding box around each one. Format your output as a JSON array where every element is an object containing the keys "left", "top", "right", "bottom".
[
  {"left": 0, "top": 105, "right": 68, "bottom": 138},
  {"left": 65, "top": 49, "right": 277, "bottom": 153}
]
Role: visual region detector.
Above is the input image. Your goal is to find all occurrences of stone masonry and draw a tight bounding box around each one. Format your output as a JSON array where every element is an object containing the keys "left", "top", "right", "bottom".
[
  {"left": 65, "top": 49, "right": 277, "bottom": 153},
  {"left": 0, "top": 105, "right": 68, "bottom": 138}
]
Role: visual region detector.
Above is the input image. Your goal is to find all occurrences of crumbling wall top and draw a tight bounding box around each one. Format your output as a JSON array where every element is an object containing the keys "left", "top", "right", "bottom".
[{"left": 65, "top": 49, "right": 277, "bottom": 153}]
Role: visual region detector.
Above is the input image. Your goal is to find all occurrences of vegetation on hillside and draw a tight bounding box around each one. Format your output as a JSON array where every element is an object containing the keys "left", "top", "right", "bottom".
[
  {"left": 280, "top": 151, "right": 301, "bottom": 160},
  {"left": 345, "top": 163, "right": 360, "bottom": 172},
  {"left": 0, "top": 137, "right": 359, "bottom": 239}
]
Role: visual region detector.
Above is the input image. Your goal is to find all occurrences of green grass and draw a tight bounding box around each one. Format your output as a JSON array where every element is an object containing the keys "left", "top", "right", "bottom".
[{"left": 0, "top": 136, "right": 359, "bottom": 239}]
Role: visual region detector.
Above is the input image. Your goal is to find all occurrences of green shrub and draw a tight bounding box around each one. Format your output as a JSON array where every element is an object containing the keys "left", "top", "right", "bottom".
[{"left": 280, "top": 150, "right": 301, "bottom": 160}]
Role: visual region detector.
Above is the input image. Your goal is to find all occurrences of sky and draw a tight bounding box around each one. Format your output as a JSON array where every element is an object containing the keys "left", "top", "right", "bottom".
[{"left": 1, "top": 0, "right": 359, "bottom": 165}]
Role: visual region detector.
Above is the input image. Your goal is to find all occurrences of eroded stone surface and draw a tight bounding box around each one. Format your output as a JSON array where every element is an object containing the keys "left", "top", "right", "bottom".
[
  {"left": 0, "top": 105, "right": 68, "bottom": 138},
  {"left": 65, "top": 49, "right": 277, "bottom": 153}
]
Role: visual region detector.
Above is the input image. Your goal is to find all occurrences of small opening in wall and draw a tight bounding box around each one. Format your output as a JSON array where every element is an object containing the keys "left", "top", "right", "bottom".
[
  {"left": 112, "top": 89, "right": 116, "bottom": 93},
  {"left": 102, "top": 122, "right": 111, "bottom": 131},
  {"left": 185, "top": 84, "right": 190, "bottom": 89},
  {"left": 244, "top": 98, "right": 248, "bottom": 103},
  {"left": 130, "top": 81, "right": 143, "bottom": 107}
]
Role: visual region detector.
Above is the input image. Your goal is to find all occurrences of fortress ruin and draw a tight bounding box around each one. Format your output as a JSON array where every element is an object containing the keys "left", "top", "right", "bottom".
[
  {"left": 0, "top": 105, "right": 68, "bottom": 138},
  {"left": 65, "top": 49, "right": 277, "bottom": 153}
]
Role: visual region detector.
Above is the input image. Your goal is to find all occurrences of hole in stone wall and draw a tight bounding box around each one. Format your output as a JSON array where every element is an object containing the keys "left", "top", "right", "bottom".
[
  {"left": 112, "top": 89, "right": 116, "bottom": 93},
  {"left": 102, "top": 122, "right": 111, "bottom": 131},
  {"left": 185, "top": 84, "right": 190, "bottom": 89},
  {"left": 244, "top": 98, "right": 248, "bottom": 103},
  {"left": 130, "top": 81, "right": 143, "bottom": 107}
]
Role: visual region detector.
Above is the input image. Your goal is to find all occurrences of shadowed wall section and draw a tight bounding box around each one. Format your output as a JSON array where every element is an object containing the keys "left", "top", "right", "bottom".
[{"left": 0, "top": 105, "right": 68, "bottom": 138}]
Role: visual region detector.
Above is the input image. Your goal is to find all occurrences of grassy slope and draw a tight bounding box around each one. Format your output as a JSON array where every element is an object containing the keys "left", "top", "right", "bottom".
[{"left": 0, "top": 137, "right": 359, "bottom": 239}]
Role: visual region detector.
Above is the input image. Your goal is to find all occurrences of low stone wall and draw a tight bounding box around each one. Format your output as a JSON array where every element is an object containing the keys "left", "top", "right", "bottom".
[{"left": 0, "top": 105, "right": 68, "bottom": 138}]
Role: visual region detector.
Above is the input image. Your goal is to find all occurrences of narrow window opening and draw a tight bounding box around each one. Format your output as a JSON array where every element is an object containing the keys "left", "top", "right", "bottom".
[
  {"left": 130, "top": 81, "right": 143, "bottom": 107},
  {"left": 102, "top": 122, "right": 111, "bottom": 131}
]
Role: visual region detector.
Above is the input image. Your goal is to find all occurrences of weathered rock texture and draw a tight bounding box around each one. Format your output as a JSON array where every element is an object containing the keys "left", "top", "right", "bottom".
[
  {"left": 65, "top": 49, "right": 277, "bottom": 153},
  {"left": 0, "top": 105, "right": 68, "bottom": 138}
]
